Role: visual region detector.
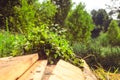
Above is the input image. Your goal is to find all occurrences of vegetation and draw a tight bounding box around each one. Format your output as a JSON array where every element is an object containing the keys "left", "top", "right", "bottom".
[
  {"left": 93, "top": 66, "right": 120, "bottom": 80},
  {"left": 51, "top": 0, "right": 72, "bottom": 26},
  {"left": 0, "top": 30, "right": 25, "bottom": 57},
  {"left": 36, "top": 1, "right": 57, "bottom": 25},
  {"left": 107, "top": 20, "right": 120, "bottom": 46},
  {"left": 65, "top": 3, "right": 94, "bottom": 43},
  {"left": 0, "top": 0, "right": 120, "bottom": 79},
  {"left": 91, "top": 9, "right": 112, "bottom": 38},
  {"left": 0, "top": 0, "right": 84, "bottom": 67}
]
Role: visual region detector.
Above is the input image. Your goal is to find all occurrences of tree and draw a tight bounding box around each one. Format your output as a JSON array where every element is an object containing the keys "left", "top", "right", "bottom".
[
  {"left": 10, "top": 0, "right": 38, "bottom": 33},
  {"left": 91, "top": 9, "right": 112, "bottom": 38},
  {"left": 91, "top": 9, "right": 111, "bottom": 31},
  {"left": 35, "top": 1, "right": 57, "bottom": 25},
  {"left": 51, "top": 0, "right": 72, "bottom": 26},
  {"left": 106, "top": 0, "right": 120, "bottom": 19},
  {"left": 0, "top": 0, "right": 20, "bottom": 29},
  {"left": 107, "top": 20, "right": 120, "bottom": 46},
  {"left": 65, "top": 3, "right": 94, "bottom": 43},
  {"left": 0, "top": 0, "right": 39, "bottom": 32}
]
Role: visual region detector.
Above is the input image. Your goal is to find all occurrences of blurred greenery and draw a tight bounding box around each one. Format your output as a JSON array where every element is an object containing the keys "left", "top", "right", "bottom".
[
  {"left": 73, "top": 32, "right": 120, "bottom": 71},
  {"left": 0, "top": 0, "right": 120, "bottom": 74},
  {"left": 0, "top": 30, "right": 25, "bottom": 57},
  {"left": 65, "top": 3, "right": 94, "bottom": 43}
]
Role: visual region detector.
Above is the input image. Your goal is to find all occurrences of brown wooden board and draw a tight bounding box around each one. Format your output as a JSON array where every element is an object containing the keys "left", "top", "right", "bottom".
[
  {"left": 18, "top": 60, "right": 48, "bottom": 80},
  {"left": 49, "top": 60, "right": 85, "bottom": 80},
  {"left": 0, "top": 54, "right": 38, "bottom": 80},
  {"left": 82, "top": 60, "right": 97, "bottom": 80},
  {"left": 42, "top": 65, "right": 56, "bottom": 80}
]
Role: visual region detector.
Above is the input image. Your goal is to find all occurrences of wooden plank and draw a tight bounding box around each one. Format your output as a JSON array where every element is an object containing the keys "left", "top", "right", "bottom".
[
  {"left": 49, "top": 60, "right": 85, "bottom": 80},
  {"left": 0, "top": 53, "right": 39, "bottom": 80},
  {"left": 42, "top": 65, "right": 56, "bottom": 80},
  {"left": 82, "top": 60, "right": 97, "bottom": 80},
  {"left": 0, "top": 56, "right": 13, "bottom": 62},
  {"left": 18, "top": 60, "right": 48, "bottom": 80}
]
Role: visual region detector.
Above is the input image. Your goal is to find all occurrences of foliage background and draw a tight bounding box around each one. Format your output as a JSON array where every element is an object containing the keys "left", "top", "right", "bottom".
[{"left": 0, "top": 0, "right": 120, "bottom": 73}]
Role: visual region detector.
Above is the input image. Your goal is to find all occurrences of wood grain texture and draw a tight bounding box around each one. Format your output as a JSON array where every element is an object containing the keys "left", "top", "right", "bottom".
[
  {"left": 18, "top": 60, "right": 47, "bottom": 80},
  {"left": 49, "top": 60, "right": 85, "bottom": 80},
  {"left": 0, "top": 54, "right": 38, "bottom": 80},
  {"left": 82, "top": 60, "right": 97, "bottom": 80}
]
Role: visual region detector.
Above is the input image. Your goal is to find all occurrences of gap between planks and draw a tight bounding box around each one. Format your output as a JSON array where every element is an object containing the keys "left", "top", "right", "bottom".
[{"left": 18, "top": 60, "right": 48, "bottom": 80}]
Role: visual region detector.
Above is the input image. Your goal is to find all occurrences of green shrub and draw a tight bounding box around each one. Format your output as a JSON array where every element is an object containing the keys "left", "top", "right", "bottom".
[
  {"left": 36, "top": 1, "right": 57, "bottom": 25},
  {"left": 73, "top": 42, "right": 88, "bottom": 56},
  {"left": 23, "top": 24, "right": 79, "bottom": 64},
  {"left": 65, "top": 3, "right": 94, "bottom": 43},
  {"left": 11, "top": 34, "right": 26, "bottom": 56},
  {"left": 73, "top": 37, "right": 120, "bottom": 71},
  {"left": 95, "top": 32, "right": 109, "bottom": 47},
  {"left": 0, "top": 31, "right": 14, "bottom": 57},
  {"left": 0, "top": 25, "right": 84, "bottom": 68},
  {"left": 107, "top": 20, "right": 120, "bottom": 46},
  {"left": 0, "top": 30, "right": 25, "bottom": 57},
  {"left": 99, "top": 46, "right": 120, "bottom": 70},
  {"left": 0, "top": 0, "right": 84, "bottom": 68}
]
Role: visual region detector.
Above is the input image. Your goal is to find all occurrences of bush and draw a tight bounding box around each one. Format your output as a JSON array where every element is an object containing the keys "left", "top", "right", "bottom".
[
  {"left": 65, "top": 2, "right": 94, "bottom": 43},
  {"left": 73, "top": 35, "right": 120, "bottom": 71},
  {"left": 73, "top": 42, "right": 88, "bottom": 56},
  {"left": 23, "top": 24, "right": 78, "bottom": 64},
  {"left": 0, "top": 0, "right": 84, "bottom": 67},
  {"left": 0, "top": 30, "right": 25, "bottom": 57},
  {"left": 0, "top": 24, "right": 84, "bottom": 67},
  {"left": 99, "top": 46, "right": 120, "bottom": 70},
  {"left": 107, "top": 20, "right": 120, "bottom": 46},
  {"left": 0, "top": 31, "right": 14, "bottom": 57}
]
